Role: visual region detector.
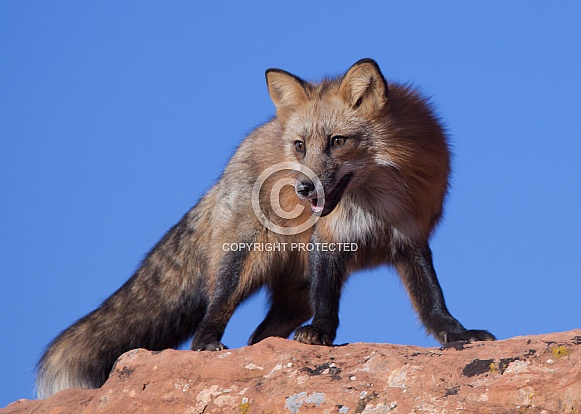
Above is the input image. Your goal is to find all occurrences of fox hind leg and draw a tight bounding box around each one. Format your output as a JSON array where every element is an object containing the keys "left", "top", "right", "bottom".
[
  {"left": 191, "top": 249, "right": 252, "bottom": 351},
  {"left": 248, "top": 281, "right": 312, "bottom": 345}
]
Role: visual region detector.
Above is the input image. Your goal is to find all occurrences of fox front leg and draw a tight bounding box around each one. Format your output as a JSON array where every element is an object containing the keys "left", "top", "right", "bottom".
[
  {"left": 293, "top": 247, "right": 345, "bottom": 346},
  {"left": 394, "top": 242, "right": 496, "bottom": 344}
]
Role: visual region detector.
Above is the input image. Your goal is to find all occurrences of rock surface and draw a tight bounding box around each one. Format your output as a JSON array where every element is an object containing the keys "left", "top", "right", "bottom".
[{"left": 3, "top": 330, "right": 580, "bottom": 413}]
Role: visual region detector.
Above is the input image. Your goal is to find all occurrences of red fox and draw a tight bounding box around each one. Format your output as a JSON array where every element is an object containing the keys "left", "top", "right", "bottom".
[{"left": 36, "top": 58, "right": 494, "bottom": 398}]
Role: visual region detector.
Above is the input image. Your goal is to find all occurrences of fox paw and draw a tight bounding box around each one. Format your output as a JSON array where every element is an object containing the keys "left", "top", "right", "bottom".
[
  {"left": 192, "top": 341, "right": 227, "bottom": 352},
  {"left": 439, "top": 329, "right": 496, "bottom": 344},
  {"left": 294, "top": 325, "right": 333, "bottom": 346}
]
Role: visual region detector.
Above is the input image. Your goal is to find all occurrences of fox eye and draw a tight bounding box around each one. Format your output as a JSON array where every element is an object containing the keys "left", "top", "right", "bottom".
[
  {"left": 331, "top": 135, "right": 347, "bottom": 148},
  {"left": 294, "top": 140, "right": 305, "bottom": 152}
]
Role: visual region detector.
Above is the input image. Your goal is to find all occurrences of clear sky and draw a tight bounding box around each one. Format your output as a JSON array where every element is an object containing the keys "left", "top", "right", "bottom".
[{"left": 1, "top": 1, "right": 580, "bottom": 406}]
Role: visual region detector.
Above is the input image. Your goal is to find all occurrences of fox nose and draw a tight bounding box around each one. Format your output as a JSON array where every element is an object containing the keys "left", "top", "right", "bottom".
[{"left": 295, "top": 180, "right": 316, "bottom": 199}]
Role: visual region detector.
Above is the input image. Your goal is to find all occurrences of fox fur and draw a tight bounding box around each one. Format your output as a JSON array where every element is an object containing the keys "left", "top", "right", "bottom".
[{"left": 37, "top": 58, "right": 494, "bottom": 398}]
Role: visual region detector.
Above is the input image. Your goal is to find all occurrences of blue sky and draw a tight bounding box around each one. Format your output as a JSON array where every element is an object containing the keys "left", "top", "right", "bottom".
[{"left": 1, "top": 1, "right": 580, "bottom": 406}]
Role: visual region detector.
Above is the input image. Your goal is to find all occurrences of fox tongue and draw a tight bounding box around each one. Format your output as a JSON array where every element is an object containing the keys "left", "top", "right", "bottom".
[{"left": 310, "top": 199, "right": 324, "bottom": 214}]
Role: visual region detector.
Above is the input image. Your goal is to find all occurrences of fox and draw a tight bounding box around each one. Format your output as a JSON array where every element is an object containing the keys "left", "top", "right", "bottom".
[{"left": 37, "top": 58, "right": 495, "bottom": 398}]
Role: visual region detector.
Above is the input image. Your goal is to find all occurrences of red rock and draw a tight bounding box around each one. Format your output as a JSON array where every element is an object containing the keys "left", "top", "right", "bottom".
[{"left": 2, "top": 330, "right": 580, "bottom": 413}]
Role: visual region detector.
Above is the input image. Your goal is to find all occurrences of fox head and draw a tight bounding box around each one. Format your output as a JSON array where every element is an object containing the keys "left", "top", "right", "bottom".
[{"left": 265, "top": 58, "right": 392, "bottom": 217}]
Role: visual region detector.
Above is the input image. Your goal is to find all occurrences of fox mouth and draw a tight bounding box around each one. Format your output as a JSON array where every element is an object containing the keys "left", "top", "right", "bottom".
[{"left": 309, "top": 173, "right": 353, "bottom": 217}]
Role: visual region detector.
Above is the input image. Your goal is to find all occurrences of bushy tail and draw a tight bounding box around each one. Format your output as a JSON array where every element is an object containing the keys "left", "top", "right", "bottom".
[
  {"left": 36, "top": 311, "right": 117, "bottom": 399},
  {"left": 36, "top": 233, "right": 206, "bottom": 398},
  {"left": 36, "top": 331, "right": 101, "bottom": 398},
  {"left": 36, "top": 189, "right": 218, "bottom": 398},
  {"left": 36, "top": 283, "right": 204, "bottom": 398}
]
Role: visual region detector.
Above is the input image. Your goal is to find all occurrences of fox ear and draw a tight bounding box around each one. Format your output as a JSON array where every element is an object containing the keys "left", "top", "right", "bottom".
[
  {"left": 339, "top": 58, "right": 388, "bottom": 114},
  {"left": 266, "top": 69, "right": 309, "bottom": 119}
]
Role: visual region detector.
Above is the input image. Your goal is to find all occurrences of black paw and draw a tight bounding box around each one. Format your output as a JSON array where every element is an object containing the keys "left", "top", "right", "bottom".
[
  {"left": 293, "top": 325, "right": 333, "bottom": 345},
  {"left": 438, "top": 329, "right": 496, "bottom": 344},
  {"left": 192, "top": 341, "right": 227, "bottom": 352}
]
